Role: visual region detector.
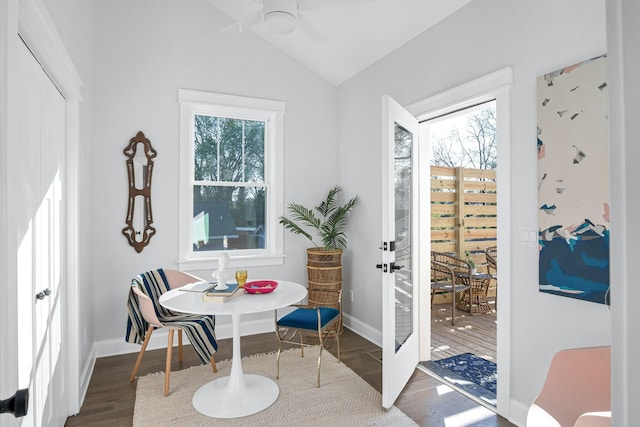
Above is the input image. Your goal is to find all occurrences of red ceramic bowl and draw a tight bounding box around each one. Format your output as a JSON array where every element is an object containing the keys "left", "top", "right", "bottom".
[{"left": 244, "top": 280, "right": 278, "bottom": 294}]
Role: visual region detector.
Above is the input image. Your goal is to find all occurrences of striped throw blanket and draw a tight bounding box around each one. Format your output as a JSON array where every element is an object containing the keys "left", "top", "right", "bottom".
[{"left": 125, "top": 268, "right": 218, "bottom": 363}]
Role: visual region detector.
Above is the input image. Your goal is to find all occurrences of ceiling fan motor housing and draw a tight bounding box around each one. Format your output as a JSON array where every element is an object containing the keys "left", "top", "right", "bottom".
[{"left": 263, "top": 0, "right": 298, "bottom": 34}]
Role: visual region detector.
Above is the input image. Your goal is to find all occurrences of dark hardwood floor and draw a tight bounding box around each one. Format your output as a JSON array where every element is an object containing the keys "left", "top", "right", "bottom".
[{"left": 66, "top": 305, "right": 512, "bottom": 427}]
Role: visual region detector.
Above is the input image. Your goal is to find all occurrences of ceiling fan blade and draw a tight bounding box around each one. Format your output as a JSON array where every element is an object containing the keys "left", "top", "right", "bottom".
[
  {"left": 222, "top": 11, "right": 263, "bottom": 33},
  {"left": 296, "top": 12, "right": 325, "bottom": 42}
]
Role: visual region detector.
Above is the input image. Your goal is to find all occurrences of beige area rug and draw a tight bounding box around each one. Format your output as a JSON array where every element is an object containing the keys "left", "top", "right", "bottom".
[{"left": 134, "top": 348, "right": 417, "bottom": 426}]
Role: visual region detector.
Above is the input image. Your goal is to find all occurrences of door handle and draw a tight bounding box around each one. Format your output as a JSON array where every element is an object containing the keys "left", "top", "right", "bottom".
[
  {"left": 0, "top": 388, "right": 28, "bottom": 417},
  {"left": 390, "top": 262, "right": 403, "bottom": 271},
  {"left": 35, "top": 288, "right": 51, "bottom": 302}
]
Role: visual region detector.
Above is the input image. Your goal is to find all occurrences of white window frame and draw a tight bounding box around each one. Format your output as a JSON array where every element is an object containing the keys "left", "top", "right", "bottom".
[{"left": 177, "top": 89, "right": 285, "bottom": 270}]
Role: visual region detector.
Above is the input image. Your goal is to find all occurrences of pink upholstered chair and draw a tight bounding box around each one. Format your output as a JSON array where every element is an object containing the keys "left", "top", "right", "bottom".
[
  {"left": 526, "top": 346, "right": 611, "bottom": 427},
  {"left": 127, "top": 269, "right": 218, "bottom": 396}
]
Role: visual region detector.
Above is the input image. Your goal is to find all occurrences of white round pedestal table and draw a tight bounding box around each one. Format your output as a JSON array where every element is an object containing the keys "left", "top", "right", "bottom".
[{"left": 159, "top": 280, "right": 307, "bottom": 419}]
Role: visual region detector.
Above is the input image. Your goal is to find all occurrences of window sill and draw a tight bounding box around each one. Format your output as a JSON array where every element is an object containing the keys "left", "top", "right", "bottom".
[{"left": 177, "top": 253, "right": 285, "bottom": 272}]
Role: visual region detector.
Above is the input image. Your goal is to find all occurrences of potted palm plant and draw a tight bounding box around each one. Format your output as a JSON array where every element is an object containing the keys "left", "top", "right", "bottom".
[
  {"left": 279, "top": 186, "right": 357, "bottom": 331},
  {"left": 279, "top": 185, "right": 357, "bottom": 251}
]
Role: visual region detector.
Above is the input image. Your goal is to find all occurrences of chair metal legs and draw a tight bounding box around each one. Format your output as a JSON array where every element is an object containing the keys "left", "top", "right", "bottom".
[
  {"left": 275, "top": 325, "right": 341, "bottom": 388},
  {"left": 275, "top": 340, "right": 283, "bottom": 381},
  {"left": 316, "top": 346, "right": 323, "bottom": 387}
]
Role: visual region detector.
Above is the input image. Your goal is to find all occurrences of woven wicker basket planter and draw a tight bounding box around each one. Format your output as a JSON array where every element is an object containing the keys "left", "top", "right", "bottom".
[{"left": 307, "top": 248, "right": 343, "bottom": 334}]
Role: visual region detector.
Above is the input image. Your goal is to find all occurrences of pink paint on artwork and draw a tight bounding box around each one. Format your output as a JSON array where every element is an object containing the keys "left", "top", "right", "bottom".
[
  {"left": 566, "top": 223, "right": 579, "bottom": 233},
  {"left": 538, "top": 144, "right": 545, "bottom": 159},
  {"left": 562, "top": 63, "right": 583, "bottom": 74},
  {"left": 602, "top": 202, "right": 610, "bottom": 222}
]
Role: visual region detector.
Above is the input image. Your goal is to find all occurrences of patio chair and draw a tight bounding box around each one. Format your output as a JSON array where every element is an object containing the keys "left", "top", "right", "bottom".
[
  {"left": 431, "top": 251, "right": 492, "bottom": 314},
  {"left": 485, "top": 246, "right": 497, "bottom": 269},
  {"left": 126, "top": 268, "right": 218, "bottom": 396},
  {"left": 485, "top": 246, "right": 498, "bottom": 308},
  {"left": 431, "top": 260, "right": 470, "bottom": 325},
  {"left": 275, "top": 289, "right": 342, "bottom": 387}
]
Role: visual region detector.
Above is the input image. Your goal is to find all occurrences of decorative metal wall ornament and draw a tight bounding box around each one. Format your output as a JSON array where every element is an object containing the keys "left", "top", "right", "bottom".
[{"left": 122, "top": 131, "right": 157, "bottom": 252}]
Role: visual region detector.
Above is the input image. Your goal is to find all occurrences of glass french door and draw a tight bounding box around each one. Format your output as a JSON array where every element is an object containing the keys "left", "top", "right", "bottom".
[{"left": 381, "top": 96, "right": 420, "bottom": 408}]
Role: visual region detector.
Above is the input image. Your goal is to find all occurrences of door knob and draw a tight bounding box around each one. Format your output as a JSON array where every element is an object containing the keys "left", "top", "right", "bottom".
[{"left": 0, "top": 388, "right": 28, "bottom": 417}]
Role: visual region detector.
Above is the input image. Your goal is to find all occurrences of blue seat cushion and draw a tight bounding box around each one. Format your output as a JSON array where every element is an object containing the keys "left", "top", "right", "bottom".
[{"left": 277, "top": 307, "right": 340, "bottom": 330}]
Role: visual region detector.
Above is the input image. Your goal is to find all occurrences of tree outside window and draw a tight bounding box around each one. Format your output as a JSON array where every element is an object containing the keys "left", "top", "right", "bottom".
[
  {"left": 192, "top": 115, "right": 267, "bottom": 251},
  {"left": 430, "top": 101, "right": 496, "bottom": 170}
]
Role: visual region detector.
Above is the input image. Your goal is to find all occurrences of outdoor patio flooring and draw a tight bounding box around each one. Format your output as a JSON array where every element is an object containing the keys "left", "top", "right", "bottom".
[{"left": 430, "top": 301, "right": 497, "bottom": 362}]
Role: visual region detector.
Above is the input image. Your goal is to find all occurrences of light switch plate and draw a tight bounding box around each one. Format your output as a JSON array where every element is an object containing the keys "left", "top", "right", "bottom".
[{"left": 520, "top": 226, "right": 538, "bottom": 246}]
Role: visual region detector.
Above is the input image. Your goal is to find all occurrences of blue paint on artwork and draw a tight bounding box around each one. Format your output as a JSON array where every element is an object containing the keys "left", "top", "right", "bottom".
[
  {"left": 581, "top": 251, "right": 608, "bottom": 268},
  {"left": 539, "top": 222, "right": 609, "bottom": 304},
  {"left": 539, "top": 204, "right": 557, "bottom": 214},
  {"left": 545, "top": 259, "right": 607, "bottom": 293}
]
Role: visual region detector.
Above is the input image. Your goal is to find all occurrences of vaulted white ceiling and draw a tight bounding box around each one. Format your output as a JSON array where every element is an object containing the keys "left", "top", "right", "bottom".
[{"left": 205, "top": 0, "right": 473, "bottom": 85}]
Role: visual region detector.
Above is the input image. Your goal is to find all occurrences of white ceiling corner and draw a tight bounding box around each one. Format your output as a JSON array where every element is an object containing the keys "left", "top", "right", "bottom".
[{"left": 204, "top": 0, "right": 473, "bottom": 86}]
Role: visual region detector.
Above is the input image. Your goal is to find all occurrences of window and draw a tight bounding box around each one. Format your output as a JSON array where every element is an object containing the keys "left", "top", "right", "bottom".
[{"left": 178, "top": 90, "right": 285, "bottom": 269}]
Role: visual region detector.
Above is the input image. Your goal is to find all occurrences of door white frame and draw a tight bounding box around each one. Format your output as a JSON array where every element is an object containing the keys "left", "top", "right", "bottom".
[
  {"left": 0, "top": 2, "right": 18, "bottom": 424},
  {"left": 1, "top": 0, "right": 84, "bottom": 418},
  {"left": 407, "top": 67, "right": 513, "bottom": 418},
  {"left": 381, "top": 96, "right": 421, "bottom": 409}
]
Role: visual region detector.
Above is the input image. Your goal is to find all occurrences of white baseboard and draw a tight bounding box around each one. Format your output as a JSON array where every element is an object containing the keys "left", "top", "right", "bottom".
[
  {"left": 94, "top": 317, "right": 275, "bottom": 358},
  {"left": 78, "top": 345, "right": 95, "bottom": 414},
  {"left": 342, "top": 312, "right": 381, "bottom": 347},
  {"left": 508, "top": 398, "right": 530, "bottom": 427}
]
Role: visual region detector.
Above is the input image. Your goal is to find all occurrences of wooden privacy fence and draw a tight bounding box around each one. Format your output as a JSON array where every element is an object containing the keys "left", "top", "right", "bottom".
[{"left": 430, "top": 165, "right": 497, "bottom": 268}]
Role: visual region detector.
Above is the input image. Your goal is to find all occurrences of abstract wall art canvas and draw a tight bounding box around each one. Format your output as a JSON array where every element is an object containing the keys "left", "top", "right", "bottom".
[{"left": 537, "top": 55, "right": 610, "bottom": 304}]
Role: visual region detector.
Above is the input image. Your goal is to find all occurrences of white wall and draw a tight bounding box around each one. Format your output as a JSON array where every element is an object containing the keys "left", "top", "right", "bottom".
[
  {"left": 85, "top": 0, "right": 338, "bottom": 347},
  {"left": 43, "top": 0, "right": 96, "bottom": 395},
  {"left": 337, "top": 0, "right": 611, "bottom": 423},
  {"left": 45, "top": 0, "right": 340, "bottom": 359}
]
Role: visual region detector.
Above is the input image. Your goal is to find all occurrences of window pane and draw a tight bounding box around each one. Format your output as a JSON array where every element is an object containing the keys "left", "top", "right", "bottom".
[
  {"left": 192, "top": 185, "right": 266, "bottom": 251},
  {"left": 193, "top": 115, "right": 265, "bottom": 183},
  {"left": 194, "top": 115, "right": 219, "bottom": 181},
  {"left": 244, "top": 120, "right": 265, "bottom": 182}
]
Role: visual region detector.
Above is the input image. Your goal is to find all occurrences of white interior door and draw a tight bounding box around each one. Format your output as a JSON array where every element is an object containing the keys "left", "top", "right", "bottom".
[
  {"left": 14, "top": 37, "right": 67, "bottom": 427},
  {"left": 381, "top": 95, "right": 420, "bottom": 409}
]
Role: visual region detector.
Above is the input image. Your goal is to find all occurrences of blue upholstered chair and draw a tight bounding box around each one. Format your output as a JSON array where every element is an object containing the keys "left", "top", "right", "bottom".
[
  {"left": 126, "top": 269, "right": 218, "bottom": 396},
  {"left": 275, "top": 289, "right": 342, "bottom": 387}
]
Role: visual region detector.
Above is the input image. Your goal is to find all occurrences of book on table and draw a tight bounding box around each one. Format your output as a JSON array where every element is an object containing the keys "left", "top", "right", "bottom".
[
  {"left": 202, "top": 283, "right": 241, "bottom": 303},
  {"left": 179, "top": 281, "right": 218, "bottom": 293}
]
